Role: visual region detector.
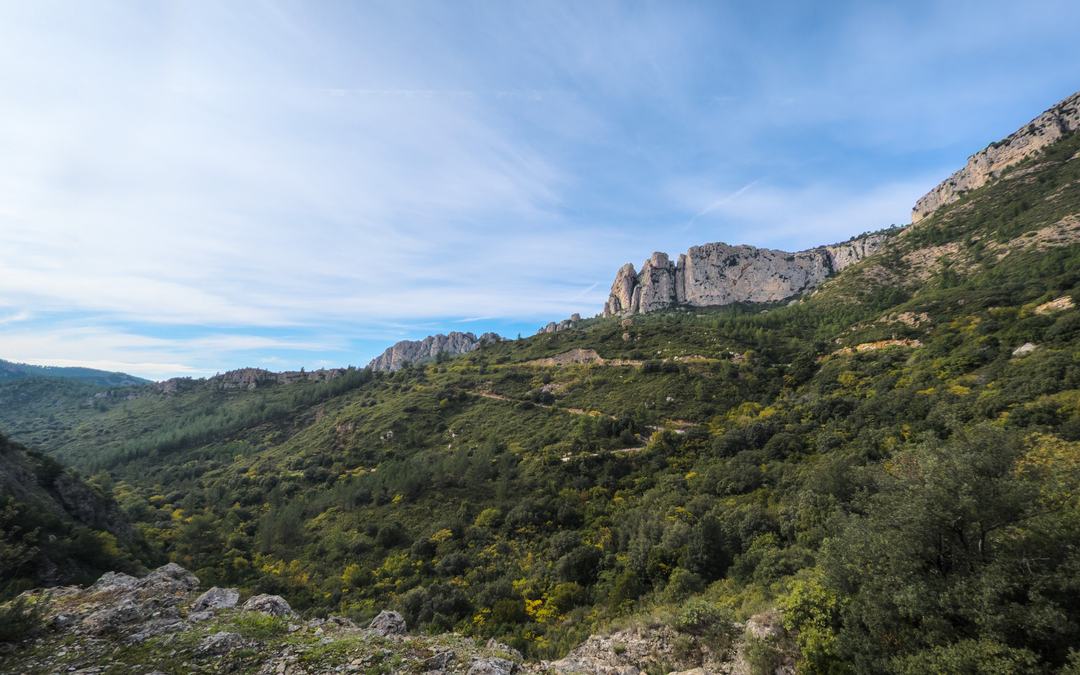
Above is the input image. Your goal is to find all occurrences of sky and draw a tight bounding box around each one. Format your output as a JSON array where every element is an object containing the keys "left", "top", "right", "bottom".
[{"left": 1, "top": 0, "right": 1079, "bottom": 380}]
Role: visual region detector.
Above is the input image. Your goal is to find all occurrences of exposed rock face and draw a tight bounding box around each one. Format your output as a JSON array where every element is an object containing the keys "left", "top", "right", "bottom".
[
  {"left": 209, "top": 367, "right": 350, "bottom": 390},
  {"left": 912, "top": 90, "right": 1080, "bottom": 223},
  {"left": 602, "top": 232, "right": 890, "bottom": 317},
  {"left": 368, "top": 332, "right": 502, "bottom": 372}
]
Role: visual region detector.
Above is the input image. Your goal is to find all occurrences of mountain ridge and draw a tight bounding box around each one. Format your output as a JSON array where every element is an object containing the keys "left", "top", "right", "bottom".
[
  {"left": 0, "top": 358, "right": 148, "bottom": 387},
  {"left": 912, "top": 90, "right": 1080, "bottom": 223},
  {"left": 601, "top": 230, "right": 894, "bottom": 318}
]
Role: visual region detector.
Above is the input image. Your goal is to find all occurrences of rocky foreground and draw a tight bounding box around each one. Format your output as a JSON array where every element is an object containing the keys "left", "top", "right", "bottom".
[{"left": 0, "top": 564, "right": 793, "bottom": 674}]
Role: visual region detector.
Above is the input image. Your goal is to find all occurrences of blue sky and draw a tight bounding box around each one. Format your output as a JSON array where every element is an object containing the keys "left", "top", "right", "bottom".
[{"left": 1, "top": 0, "right": 1078, "bottom": 380}]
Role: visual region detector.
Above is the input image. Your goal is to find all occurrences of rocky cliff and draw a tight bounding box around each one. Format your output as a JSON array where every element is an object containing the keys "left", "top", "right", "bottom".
[
  {"left": 602, "top": 232, "right": 891, "bottom": 317},
  {"left": 368, "top": 332, "right": 502, "bottom": 372},
  {"left": 912, "top": 90, "right": 1080, "bottom": 223}
]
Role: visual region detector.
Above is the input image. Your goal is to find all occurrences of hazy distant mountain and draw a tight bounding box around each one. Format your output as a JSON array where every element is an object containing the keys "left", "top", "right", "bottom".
[{"left": 0, "top": 358, "right": 149, "bottom": 386}]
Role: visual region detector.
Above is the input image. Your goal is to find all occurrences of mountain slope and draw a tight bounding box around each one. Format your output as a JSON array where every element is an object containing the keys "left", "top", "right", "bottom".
[{"left": 0, "top": 432, "right": 145, "bottom": 598}]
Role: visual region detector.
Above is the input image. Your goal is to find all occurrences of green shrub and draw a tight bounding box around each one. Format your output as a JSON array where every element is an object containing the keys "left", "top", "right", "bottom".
[{"left": 0, "top": 593, "right": 49, "bottom": 643}]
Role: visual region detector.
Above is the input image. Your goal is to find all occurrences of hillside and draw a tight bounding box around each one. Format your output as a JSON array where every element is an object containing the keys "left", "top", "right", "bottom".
[
  {"left": 0, "top": 432, "right": 146, "bottom": 598},
  {"left": 0, "top": 358, "right": 148, "bottom": 387},
  {"left": 2, "top": 96, "right": 1080, "bottom": 672}
]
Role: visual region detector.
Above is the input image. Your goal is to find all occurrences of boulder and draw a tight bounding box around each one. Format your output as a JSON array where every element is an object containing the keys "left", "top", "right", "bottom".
[
  {"left": 242, "top": 594, "right": 296, "bottom": 617},
  {"left": 139, "top": 563, "right": 200, "bottom": 596},
  {"left": 368, "top": 610, "right": 407, "bottom": 636},
  {"left": 1013, "top": 342, "right": 1038, "bottom": 357},
  {"left": 191, "top": 587, "right": 240, "bottom": 613},
  {"left": 88, "top": 571, "right": 138, "bottom": 594}
]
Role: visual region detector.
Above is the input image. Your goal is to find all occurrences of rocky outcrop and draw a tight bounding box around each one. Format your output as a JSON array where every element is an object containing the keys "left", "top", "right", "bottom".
[
  {"left": 4, "top": 563, "right": 798, "bottom": 673},
  {"left": 603, "top": 232, "right": 891, "bottom": 317},
  {"left": 209, "top": 367, "right": 350, "bottom": 390},
  {"left": 912, "top": 90, "right": 1080, "bottom": 223},
  {"left": 538, "top": 314, "right": 583, "bottom": 335},
  {"left": 3, "top": 564, "right": 527, "bottom": 673},
  {"left": 368, "top": 332, "right": 502, "bottom": 372}
]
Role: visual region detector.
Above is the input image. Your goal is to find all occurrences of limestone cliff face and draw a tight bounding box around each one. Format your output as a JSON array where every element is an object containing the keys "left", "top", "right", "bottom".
[
  {"left": 602, "top": 232, "right": 890, "bottom": 317},
  {"left": 368, "top": 331, "right": 501, "bottom": 372},
  {"left": 912, "top": 90, "right": 1080, "bottom": 223}
]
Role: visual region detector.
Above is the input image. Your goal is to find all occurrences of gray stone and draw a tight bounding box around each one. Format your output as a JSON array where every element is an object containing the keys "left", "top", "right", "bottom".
[
  {"left": 191, "top": 586, "right": 240, "bottom": 612},
  {"left": 88, "top": 571, "right": 138, "bottom": 594},
  {"left": 367, "top": 609, "right": 407, "bottom": 636},
  {"left": 467, "top": 657, "right": 518, "bottom": 675},
  {"left": 139, "top": 563, "right": 200, "bottom": 595},
  {"left": 242, "top": 594, "right": 296, "bottom": 617}
]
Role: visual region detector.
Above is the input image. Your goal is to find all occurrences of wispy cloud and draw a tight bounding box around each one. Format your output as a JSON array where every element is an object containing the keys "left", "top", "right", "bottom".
[
  {"left": 0, "top": 311, "right": 31, "bottom": 326},
  {"left": 0, "top": 1, "right": 1077, "bottom": 377}
]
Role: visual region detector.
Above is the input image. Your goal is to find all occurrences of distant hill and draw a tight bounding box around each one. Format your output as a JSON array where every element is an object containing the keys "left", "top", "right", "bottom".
[{"left": 0, "top": 358, "right": 149, "bottom": 387}]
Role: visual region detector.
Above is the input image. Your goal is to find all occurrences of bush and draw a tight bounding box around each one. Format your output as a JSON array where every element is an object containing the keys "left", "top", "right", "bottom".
[{"left": 0, "top": 594, "right": 49, "bottom": 643}]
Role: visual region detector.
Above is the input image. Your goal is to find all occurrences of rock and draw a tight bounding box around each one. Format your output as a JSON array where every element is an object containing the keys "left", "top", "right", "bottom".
[
  {"left": 191, "top": 587, "right": 240, "bottom": 613},
  {"left": 197, "top": 631, "right": 248, "bottom": 656},
  {"left": 745, "top": 611, "right": 785, "bottom": 641},
  {"left": 368, "top": 332, "right": 502, "bottom": 372},
  {"left": 601, "top": 232, "right": 891, "bottom": 317},
  {"left": 423, "top": 649, "right": 455, "bottom": 671},
  {"left": 242, "top": 594, "right": 297, "bottom": 617},
  {"left": 81, "top": 597, "right": 143, "bottom": 635},
  {"left": 467, "top": 657, "right": 518, "bottom": 675},
  {"left": 139, "top": 563, "right": 200, "bottom": 595},
  {"left": 88, "top": 571, "right": 138, "bottom": 594},
  {"left": 1013, "top": 342, "right": 1038, "bottom": 357},
  {"left": 912, "top": 91, "right": 1080, "bottom": 223},
  {"left": 188, "top": 610, "right": 215, "bottom": 623},
  {"left": 1035, "top": 296, "right": 1075, "bottom": 314},
  {"left": 367, "top": 609, "right": 407, "bottom": 636},
  {"left": 537, "top": 314, "right": 584, "bottom": 335}
]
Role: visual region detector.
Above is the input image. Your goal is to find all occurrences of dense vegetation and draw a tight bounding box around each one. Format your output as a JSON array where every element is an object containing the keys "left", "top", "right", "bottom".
[
  {"left": 0, "top": 433, "right": 146, "bottom": 598},
  {"left": 0, "top": 358, "right": 148, "bottom": 386},
  {"left": 2, "top": 130, "right": 1080, "bottom": 672}
]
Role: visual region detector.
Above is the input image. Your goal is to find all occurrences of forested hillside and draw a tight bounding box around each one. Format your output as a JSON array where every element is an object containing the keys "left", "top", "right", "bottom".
[
  {"left": 0, "top": 433, "right": 147, "bottom": 599},
  {"left": 0, "top": 358, "right": 148, "bottom": 386},
  {"left": 3, "top": 128, "right": 1080, "bottom": 672}
]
